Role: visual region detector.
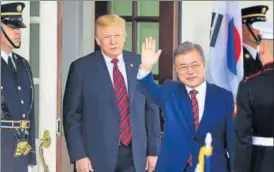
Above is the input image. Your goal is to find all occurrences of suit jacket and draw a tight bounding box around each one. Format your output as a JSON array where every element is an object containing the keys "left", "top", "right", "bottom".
[
  {"left": 138, "top": 73, "right": 234, "bottom": 172},
  {"left": 1, "top": 54, "right": 36, "bottom": 172},
  {"left": 63, "top": 51, "right": 161, "bottom": 172}
]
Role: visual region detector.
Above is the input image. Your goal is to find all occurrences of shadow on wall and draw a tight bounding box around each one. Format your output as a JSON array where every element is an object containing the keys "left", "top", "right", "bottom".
[{"left": 62, "top": 137, "right": 73, "bottom": 171}]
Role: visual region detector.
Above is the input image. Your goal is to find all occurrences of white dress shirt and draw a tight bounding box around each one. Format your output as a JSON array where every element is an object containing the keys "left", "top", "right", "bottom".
[
  {"left": 102, "top": 52, "right": 128, "bottom": 90},
  {"left": 243, "top": 43, "right": 258, "bottom": 60},
  {"left": 185, "top": 81, "right": 207, "bottom": 123},
  {"left": 1, "top": 50, "right": 17, "bottom": 69}
]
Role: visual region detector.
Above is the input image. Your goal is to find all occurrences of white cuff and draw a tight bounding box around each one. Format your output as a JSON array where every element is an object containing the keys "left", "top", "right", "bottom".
[
  {"left": 28, "top": 166, "right": 32, "bottom": 172},
  {"left": 137, "top": 68, "right": 151, "bottom": 80}
]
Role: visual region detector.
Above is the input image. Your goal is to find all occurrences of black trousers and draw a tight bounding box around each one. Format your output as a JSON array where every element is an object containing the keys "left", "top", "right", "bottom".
[
  {"left": 115, "top": 143, "right": 135, "bottom": 172},
  {"left": 251, "top": 146, "right": 274, "bottom": 172},
  {"left": 73, "top": 144, "right": 135, "bottom": 172}
]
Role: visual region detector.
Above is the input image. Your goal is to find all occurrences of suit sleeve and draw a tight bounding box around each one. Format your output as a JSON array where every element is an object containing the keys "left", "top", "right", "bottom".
[
  {"left": 234, "top": 81, "right": 253, "bottom": 172},
  {"left": 145, "top": 97, "right": 161, "bottom": 156},
  {"left": 63, "top": 62, "right": 86, "bottom": 163},
  {"left": 24, "top": 60, "right": 37, "bottom": 165},
  {"left": 225, "top": 91, "right": 235, "bottom": 171},
  {"left": 138, "top": 72, "right": 164, "bottom": 107}
]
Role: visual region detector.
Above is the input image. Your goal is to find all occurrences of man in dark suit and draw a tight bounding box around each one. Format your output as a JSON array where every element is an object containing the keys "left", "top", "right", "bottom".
[
  {"left": 241, "top": 5, "right": 269, "bottom": 78},
  {"left": 1, "top": 2, "right": 36, "bottom": 172},
  {"left": 137, "top": 38, "right": 234, "bottom": 172},
  {"left": 234, "top": 21, "right": 273, "bottom": 172},
  {"left": 63, "top": 14, "right": 161, "bottom": 172}
]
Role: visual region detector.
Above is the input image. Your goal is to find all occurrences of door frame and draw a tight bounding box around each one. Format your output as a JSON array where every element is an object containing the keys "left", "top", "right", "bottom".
[
  {"left": 56, "top": 2, "right": 63, "bottom": 172},
  {"left": 38, "top": 1, "right": 58, "bottom": 172},
  {"left": 13, "top": 1, "right": 59, "bottom": 172}
]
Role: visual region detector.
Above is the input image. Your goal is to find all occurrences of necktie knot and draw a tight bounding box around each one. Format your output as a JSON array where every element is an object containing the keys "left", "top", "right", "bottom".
[
  {"left": 189, "top": 90, "right": 198, "bottom": 96},
  {"left": 111, "top": 58, "right": 119, "bottom": 66}
]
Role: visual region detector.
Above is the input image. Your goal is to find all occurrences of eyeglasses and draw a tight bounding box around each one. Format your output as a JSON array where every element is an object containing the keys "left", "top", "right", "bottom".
[{"left": 174, "top": 63, "right": 202, "bottom": 73}]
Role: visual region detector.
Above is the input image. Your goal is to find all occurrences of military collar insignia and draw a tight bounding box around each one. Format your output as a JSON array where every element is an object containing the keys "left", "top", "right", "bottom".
[{"left": 244, "top": 53, "right": 250, "bottom": 59}]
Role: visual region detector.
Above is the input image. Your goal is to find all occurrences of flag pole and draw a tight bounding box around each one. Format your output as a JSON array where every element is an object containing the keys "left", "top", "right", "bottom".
[{"left": 195, "top": 133, "right": 213, "bottom": 172}]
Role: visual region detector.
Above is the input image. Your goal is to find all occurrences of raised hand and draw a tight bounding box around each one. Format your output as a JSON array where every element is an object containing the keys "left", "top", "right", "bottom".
[{"left": 141, "top": 36, "right": 162, "bottom": 72}]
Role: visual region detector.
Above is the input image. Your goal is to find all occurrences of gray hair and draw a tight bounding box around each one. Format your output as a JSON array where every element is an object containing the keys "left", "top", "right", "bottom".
[{"left": 173, "top": 41, "right": 205, "bottom": 63}]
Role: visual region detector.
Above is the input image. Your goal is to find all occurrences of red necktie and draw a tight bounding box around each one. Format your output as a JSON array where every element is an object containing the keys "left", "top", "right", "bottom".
[
  {"left": 187, "top": 90, "right": 199, "bottom": 166},
  {"left": 190, "top": 90, "right": 199, "bottom": 131},
  {"left": 112, "top": 58, "right": 132, "bottom": 146}
]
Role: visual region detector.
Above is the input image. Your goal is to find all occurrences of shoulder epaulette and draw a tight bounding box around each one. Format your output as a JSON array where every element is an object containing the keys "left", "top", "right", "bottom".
[{"left": 244, "top": 70, "right": 262, "bottom": 83}]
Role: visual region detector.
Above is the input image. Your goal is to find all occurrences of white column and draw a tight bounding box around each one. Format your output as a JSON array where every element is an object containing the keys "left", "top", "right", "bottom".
[{"left": 38, "top": 1, "right": 58, "bottom": 172}]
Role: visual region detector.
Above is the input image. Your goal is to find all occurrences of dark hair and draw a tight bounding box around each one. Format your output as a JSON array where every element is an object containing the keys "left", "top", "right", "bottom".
[{"left": 173, "top": 41, "right": 205, "bottom": 63}]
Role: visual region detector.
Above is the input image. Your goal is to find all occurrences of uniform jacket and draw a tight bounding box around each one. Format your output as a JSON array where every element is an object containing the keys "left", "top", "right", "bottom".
[{"left": 1, "top": 53, "right": 36, "bottom": 172}]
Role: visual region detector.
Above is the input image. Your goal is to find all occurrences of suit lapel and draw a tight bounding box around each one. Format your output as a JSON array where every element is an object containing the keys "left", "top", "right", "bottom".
[
  {"left": 197, "top": 83, "right": 213, "bottom": 133},
  {"left": 13, "top": 54, "right": 21, "bottom": 71},
  {"left": 123, "top": 53, "right": 137, "bottom": 106},
  {"left": 93, "top": 52, "right": 138, "bottom": 109},
  {"left": 178, "top": 84, "right": 195, "bottom": 134},
  {"left": 1, "top": 58, "right": 15, "bottom": 79},
  {"left": 94, "top": 52, "right": 118, "bottom": 106}
]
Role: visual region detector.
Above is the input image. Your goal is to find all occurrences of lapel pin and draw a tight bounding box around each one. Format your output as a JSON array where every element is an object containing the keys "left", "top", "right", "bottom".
[{"left": 130, "top": 64, "right": 134, "bottom": 67}]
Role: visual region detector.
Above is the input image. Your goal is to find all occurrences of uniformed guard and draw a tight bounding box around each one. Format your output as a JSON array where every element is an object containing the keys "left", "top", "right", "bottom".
[
  {"left": 241, "top": 5, "right": 269, "bottom": 78},
  {"left": 234, "top": 21, "right": 274, "bottom": 172},
  {"left": 1, "top": 2, "right": 36, "bottom": 172}
]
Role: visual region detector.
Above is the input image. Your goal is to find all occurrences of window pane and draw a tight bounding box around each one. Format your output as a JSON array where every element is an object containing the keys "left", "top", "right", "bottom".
[
  {"left": 34, "top": 84, "right": 39, "bottom": 138},
  {"left": 138, "top": 0, "right": 159, "bottom": 16},
  {"left": 29, "top": 24, "right": 40, "bottom": 78},
  {"left": 124, "top": 22, "right": 132, "bottom": 52},
  {"left": 110, "top": 1, "right": 132, "bottom": 16},
  {"left": 137, "top": 22, "right": 159, "bottom": 74},
  {"left": 30, "top": 1, "right": 40, "bottom": 16}
]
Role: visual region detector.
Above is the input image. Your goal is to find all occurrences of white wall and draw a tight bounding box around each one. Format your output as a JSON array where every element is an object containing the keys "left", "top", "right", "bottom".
[
  {"left": 180, "top": 1, "right": 273, "bottom": 60},
  {"left": 38, "top": 1, "right": 58, "bottom": 172},
  {"left": 62, "top": 1, "right": 95, "bottom": 94}
]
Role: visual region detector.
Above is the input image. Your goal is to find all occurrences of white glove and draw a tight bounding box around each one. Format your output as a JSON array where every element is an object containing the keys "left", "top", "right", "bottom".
[
  {"left": 28, "top": 166, "right": 32, "bottom": 172},
  {"left": 194, "top": 164, "right": 199, "bottom": 172}
]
